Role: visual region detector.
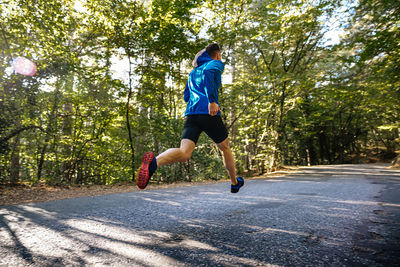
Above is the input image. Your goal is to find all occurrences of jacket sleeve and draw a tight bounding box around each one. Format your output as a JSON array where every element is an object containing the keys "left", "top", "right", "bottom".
[
  {"left": 184, "top": 80, "right": 190, "bottom": 103},
  {"left": 204, "top": 62, "right": 223, "bottom": 103}
]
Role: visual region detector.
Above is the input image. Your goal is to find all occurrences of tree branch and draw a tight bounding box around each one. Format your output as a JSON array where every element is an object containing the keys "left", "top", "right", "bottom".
[
  {"left": 254, "top": 41, "right": 276, "bottom": 74},
  {"left": 227, "top": 92, "right": 266, "bottom": 130},
  {"left": 0, "top": 125, "right": 47, "bottom": 144}
]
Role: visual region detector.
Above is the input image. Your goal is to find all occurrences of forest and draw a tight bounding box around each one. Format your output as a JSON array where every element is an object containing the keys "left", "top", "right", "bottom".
[{"left": 0, "top": 0, "right": 399, "bottom": 186}]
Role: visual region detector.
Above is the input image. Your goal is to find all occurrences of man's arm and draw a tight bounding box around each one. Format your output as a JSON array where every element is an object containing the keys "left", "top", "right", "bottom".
[
  {"left": 184, "top": 80, "right": 190, "bottom": 103},
  {"left": 204, "top": 61, "right": 224, "bottom": 116},
  {"left": 204, "top": 68, "right": 219, "bottom": 104}
]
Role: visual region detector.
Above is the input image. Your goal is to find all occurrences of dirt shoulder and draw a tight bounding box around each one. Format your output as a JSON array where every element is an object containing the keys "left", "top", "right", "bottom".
[
  {"left": 0, "top": 180, "right": 222, "bottom": 206},
  {"left": 0, "top": 167, "right": 299, "bottom": 206}
]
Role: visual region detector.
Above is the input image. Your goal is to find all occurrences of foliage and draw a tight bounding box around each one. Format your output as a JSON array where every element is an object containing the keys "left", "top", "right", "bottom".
[{"left": 0, "top": 0, "right": 398, "bottom": 185}]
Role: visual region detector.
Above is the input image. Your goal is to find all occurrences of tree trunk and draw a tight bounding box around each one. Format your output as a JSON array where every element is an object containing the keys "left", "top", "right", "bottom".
[
  {"left": 126, "top": 53, "right": 135, "bottom": 181},
  {"left": 62, "top": 101, "right": 73, "bottom": 183},
  {"left": 37, "top": 144, "right": 47, "bottom": 181},
  {"left": 270, "top": 134, "right": 281, "bottom": 172},
  {"left": 38, "top": 87, "right": 60, "bottom": 181},
  {"left": 230, "top": 51, "right": 237, "bottom": 144},
  {"left": 10, "top": 134, "right": 20, "bottom": 185},
  {"left": 270, "top": 81, "right": 287, "bottom": 171},
  {"left": 392, "top": 154, "right": 400, "bottom": 169}
]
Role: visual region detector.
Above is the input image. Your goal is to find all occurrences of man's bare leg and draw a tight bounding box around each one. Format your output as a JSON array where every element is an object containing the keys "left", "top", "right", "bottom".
[
  {"left": 216, "top": 138, "right": 237, "bottom": 185},
  {"left": 156, "top": 139, "right": 196, "bottom": 166},
  {"left": 137, "top": 139, "right": 195, "bottom": 189}
]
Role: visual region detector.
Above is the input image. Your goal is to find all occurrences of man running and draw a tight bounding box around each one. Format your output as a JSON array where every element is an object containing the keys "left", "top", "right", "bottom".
[{"left": 137, "top": 43, "right": 244, "bottom": 193}]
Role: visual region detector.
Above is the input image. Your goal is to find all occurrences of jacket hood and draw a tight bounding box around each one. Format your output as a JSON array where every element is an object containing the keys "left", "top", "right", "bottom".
[
  {"left": 196, "top": 51, "right": 213, "bottom": 67},
  {"left": 192, "top": 49, "right": 213, "bottom": 67}
]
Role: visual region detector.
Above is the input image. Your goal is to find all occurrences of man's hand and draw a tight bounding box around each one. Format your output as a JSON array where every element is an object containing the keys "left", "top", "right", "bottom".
[{"left": 209, "top": 102, "right": 221, "bottom": 116}]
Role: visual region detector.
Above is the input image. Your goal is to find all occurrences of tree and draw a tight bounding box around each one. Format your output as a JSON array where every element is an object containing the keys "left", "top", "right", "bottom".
[{"left": 342, "top": 0, "right": 400, "bottom": 156}]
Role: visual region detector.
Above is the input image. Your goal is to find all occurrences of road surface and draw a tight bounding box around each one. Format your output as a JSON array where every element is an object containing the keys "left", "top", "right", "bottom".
[{"left": 1, "top": 164, "right": 400, "bottom": 266}]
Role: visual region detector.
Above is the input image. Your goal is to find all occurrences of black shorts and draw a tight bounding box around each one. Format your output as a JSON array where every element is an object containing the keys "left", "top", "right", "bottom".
[{"left": 182, "top": 115, "right": 228, "bottom": 144}]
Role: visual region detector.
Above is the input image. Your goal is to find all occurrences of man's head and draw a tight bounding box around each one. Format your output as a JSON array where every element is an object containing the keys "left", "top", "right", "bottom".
[{"left": 206, "top": 43, "right": 221, "bottom": 60}]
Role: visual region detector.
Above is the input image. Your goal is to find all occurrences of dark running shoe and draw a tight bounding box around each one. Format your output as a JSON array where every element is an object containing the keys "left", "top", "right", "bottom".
[
  {"left": 231, "top": 177, "right": 244, "bottom": 193},
  {"left": 137, "top": 152, "right": 155, "bottom": 189}
]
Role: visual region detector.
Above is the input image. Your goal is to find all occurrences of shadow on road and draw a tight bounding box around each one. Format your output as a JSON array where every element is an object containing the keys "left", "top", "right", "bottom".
[{"left": 1, "top": 164, "right": 399, "bottom": 266}]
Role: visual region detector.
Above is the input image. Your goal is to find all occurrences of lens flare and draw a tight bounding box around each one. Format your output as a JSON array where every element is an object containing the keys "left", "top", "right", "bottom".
[{"left": 11, "top": 57, "right": 37, "bottom": 76}]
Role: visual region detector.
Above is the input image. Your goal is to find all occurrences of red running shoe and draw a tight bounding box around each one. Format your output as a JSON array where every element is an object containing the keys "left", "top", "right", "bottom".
[{"left": 137, "top": 151, "right": 155, "bottom": 189}]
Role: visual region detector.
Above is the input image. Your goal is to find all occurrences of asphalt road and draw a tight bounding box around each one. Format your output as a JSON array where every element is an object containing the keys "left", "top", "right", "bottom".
[{"left": 1, "top": 164, "right": 400, "bottom": 267}]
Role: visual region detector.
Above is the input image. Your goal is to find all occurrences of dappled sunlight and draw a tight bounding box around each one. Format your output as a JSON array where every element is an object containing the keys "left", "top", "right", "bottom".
[
  {"left": 1, "top": 207, "right": 212, "bottom": 266},
  {"left": 236, "top": 195, "right": 287, "bottom": 202},
  {"left": 0, "top": 206, "right": 57, "bottom": 226},
  {"left": 304, "top": 205, "right": 326, "bottom": 210},
  {"left": 313, "top": 211, "right": 357, "bottom": 219},
  {"left": 199, "top": 191, "right": 222, "bottom": 195},
  {"left": 2, "top": 201, "right": 308, "bottom": 266},
  {"left": 1, "top": 164, "right": 399, "bottom": 266},
  {"left": 330, "top": 207, "right": 351, "bottom": 211},
  {"left": 103, "top": 244, "right": 177, "bottom": 267},
  {"left": 296, "top": 164, "right": 395, "bottom": 175},
  {"left": 249, "top": 225, "right": 309, "bottom": 237},
  {"left": 263, "top": 179, "right": 288, "bottom": 182},
  {"left": 134, "top": 196, "right": 182, "bottom": 207},
  {"left": 1, "top": 208, "right": 85, "bottom": 265},
  {"left": 307, "top": 194, "right": 400, "bottom": 208},
  {"left": 301, "top": 164, "right": 389, "bottom": 170},
  {"left": 209, "top": 254, "right": 279, "bottom": 267},
  {"left": 64, "top": 218, "right": 148, "bottom": 243},
  {"left": 331, "top": 199, "right": 400, "bottom": 208},
  {"left": 180, "top": 218, "right": 206, "bottom": 229},
  {"left": 20, "top": 206, "right": 58, "bottom": 218},
  {"left": 180, "top": 239, "right": 220, "bottom": 251}
]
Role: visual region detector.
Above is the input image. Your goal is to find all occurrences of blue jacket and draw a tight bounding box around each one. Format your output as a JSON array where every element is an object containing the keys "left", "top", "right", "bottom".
[{"left": 184, "top": 51, "right": 224, "bottom": 116}]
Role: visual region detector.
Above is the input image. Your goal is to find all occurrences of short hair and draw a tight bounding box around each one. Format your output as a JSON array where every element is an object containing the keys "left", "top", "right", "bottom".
[{"left": 206, "top": 43, "right": 220, "bottom": 58}]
